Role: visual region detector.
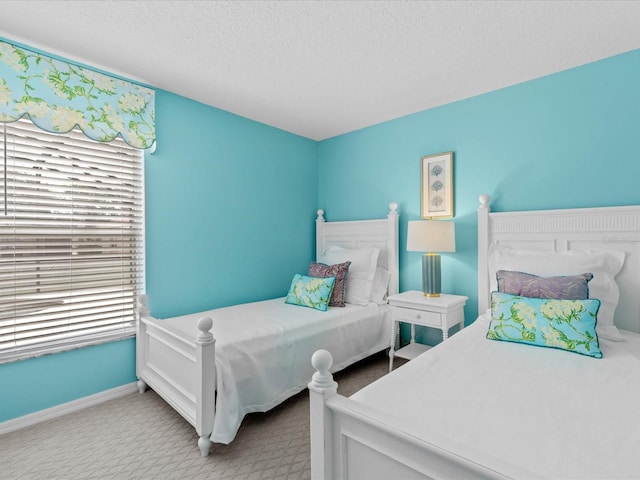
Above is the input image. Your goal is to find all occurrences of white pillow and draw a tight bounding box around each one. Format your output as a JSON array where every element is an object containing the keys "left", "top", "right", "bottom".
[
  {"left": 370, "top": 266, "right": 391, "bottom": 305},
  {"left": 488, "top": 244, "right": 626, "bottom": 341},
  {"left": 319, "top": 246, "right": 379, "bottom": 306}
]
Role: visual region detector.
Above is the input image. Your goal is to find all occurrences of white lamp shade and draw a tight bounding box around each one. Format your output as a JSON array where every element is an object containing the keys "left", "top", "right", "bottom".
[{"left": 407, "top": 220, "right": 456, "bottom": 253}]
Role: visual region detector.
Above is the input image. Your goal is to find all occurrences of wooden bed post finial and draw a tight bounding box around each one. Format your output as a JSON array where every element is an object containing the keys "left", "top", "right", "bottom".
[
  {"left": 316, "top": 209, "right": 325, "bottom": 223},
  {"left": 137, "top": 294, "right": 150, "bottom": 318},
  {"left": 197, "top": 316, "right": 214, "bottom": 343},
  {"left": 310, "top": 349, "right": 336, "bottom": 390}
]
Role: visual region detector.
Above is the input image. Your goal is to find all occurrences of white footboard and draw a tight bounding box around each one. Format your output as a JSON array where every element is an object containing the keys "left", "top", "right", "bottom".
[
  {"left": 309, "top": 350, "right": 529, "bottom": 480},
  {"left": 136, "top": 295, "right": 216, "bottom": 456}
]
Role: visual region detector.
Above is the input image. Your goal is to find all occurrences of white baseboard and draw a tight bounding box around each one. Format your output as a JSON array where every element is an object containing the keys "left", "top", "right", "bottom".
[{"left": 0, "top": 382, "right": 139, "bottom": 435}]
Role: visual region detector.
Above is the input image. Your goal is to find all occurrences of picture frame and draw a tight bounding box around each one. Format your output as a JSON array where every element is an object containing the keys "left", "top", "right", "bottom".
[{"left": 421, "top": 151, "right": 454, "bottom": 218}]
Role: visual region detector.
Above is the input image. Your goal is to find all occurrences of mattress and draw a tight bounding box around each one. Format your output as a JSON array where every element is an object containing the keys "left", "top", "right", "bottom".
[
  {"left": 162, "top": 297, "right": 391, "bottom": 443},
  {"left": 351, "top": 312, "right": 640, "bottom": 479}
]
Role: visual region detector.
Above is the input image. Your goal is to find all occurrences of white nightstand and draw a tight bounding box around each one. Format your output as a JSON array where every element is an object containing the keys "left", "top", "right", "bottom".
[{"left": 388, "top": 291, "right": 468, "bottom": 371}]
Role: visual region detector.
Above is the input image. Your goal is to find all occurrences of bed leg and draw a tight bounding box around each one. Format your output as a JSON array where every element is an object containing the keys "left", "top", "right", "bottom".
[
  {"left": 198, "top": 435, "right": 212, "bottom": 457},
  {"left": 137, "top": 379, "right": 147, "bottom": 394}
]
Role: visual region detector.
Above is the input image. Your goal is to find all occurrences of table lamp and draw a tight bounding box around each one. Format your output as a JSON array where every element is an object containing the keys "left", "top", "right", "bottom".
[{"left": 407, "top": 220, "right": 456, "bottom": 297}]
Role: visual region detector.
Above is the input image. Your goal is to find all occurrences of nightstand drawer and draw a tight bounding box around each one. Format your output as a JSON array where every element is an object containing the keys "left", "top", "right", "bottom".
[{"left": 392, "top": 306, "right": 441, "bottom": 327}]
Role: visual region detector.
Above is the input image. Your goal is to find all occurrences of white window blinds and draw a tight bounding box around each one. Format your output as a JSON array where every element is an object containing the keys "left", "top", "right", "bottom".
[{"left": 0, "top": 118, "right": 144, "bottom": 363}]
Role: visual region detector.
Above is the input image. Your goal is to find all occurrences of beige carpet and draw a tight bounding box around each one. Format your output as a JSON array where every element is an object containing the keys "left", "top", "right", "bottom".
[{"left": 0, "top": 352, "right": 403, "bottom": 480}]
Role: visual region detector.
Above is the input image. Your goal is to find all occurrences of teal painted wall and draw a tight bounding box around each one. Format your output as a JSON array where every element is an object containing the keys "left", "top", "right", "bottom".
[
  {"left": 0, "top": 340, "right": 135, "bottom": 421},
  {"left": 0, "top": 89, "right": 318, "bottom": 423},
  {"left": 318, "top": 49, "right": 640, "bottom": 345},
  {"left": 146, "top": 90, "right": 318, "bottom": 318}
]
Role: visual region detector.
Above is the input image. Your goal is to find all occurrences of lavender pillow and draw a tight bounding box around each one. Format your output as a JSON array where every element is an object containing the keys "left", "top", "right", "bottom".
[
  {"left": 308, "top": 261, "right": 351, "bottom": 307},
  {"left": 496, "top": 270, "right": 593, "bottom": 300}
]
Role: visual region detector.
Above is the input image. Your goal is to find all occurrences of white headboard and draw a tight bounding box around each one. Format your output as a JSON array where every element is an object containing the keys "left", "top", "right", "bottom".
[
  {"left": 478, "top": 194, "right": 640, "bottom": 333},
  {"left": 316, "top": 203, "right": 399, "bottom": 297}
]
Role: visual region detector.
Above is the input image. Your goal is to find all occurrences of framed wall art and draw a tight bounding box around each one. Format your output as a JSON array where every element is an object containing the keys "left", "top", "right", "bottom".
[{"left": 421, "top": 151, "right": 454, "bottom": 218}]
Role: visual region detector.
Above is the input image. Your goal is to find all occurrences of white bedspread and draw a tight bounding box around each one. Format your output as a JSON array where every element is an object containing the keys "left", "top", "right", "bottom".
[
  {"left": 163, "top": 298, "right": 390, "bottom": 444},
  {"left": 351, "top": 313, "right": 640, "bottom": 479}
]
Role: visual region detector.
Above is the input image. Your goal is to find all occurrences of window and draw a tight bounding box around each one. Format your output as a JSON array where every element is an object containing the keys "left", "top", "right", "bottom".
[{"left": 0, "top": 118, "right": 144, "bottom": 363}]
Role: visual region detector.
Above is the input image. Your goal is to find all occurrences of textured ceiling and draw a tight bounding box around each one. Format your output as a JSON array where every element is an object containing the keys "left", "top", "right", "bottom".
[{"left": 1, "top": 0, "right": 640, "bottom": 140}]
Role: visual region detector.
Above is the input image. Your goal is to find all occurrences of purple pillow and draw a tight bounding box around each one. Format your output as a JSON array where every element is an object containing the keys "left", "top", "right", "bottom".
[
  {"left": 308, "top": 261, "right": 351, "bottom": 307},
  {"left": 496, "top": 270, "right": 593, "bottom": 300}
]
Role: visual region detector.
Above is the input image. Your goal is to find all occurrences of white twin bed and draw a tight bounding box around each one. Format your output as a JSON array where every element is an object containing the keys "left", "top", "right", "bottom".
[
  {"left": 309, "top": 195, "right": 640, "bottom": 480},
  {"left": 136, "top": 203, "right": 399, "bottom": 455}
]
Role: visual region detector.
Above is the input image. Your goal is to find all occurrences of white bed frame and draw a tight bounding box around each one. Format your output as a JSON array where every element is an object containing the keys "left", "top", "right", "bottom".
[
  {"left": 136, "top": 203, "right": 399, "bottom": 456},
  {"left": 309, "top": 195, "right": 640, "bottom": 480}
]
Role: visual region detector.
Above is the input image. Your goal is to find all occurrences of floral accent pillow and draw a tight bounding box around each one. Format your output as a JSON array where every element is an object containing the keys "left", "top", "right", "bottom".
[
  {"left": 308, "top": 261, "right": 351, "bottom": 307},
  {"left": 497, "top": 270, "right": 593, "bottom": 299},
  {"left": 285, "top": 274, "right": 336, "bottom": 311},
  {"left": 488, "top": 244, "right": 625, "bottom": 341},
  {"left": 487, "top": 291, "right": 602, "bottom": 358}
]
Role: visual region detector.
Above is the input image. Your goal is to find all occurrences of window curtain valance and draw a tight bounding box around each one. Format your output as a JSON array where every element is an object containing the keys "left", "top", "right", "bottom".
[{"left": 0, "top": 40, "right": 155, "bottom": 149}]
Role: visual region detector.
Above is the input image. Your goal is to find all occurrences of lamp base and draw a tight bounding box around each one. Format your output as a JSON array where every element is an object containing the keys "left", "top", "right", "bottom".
[{"left": 422, "top": 253, "right": 442, "bottom": 297}]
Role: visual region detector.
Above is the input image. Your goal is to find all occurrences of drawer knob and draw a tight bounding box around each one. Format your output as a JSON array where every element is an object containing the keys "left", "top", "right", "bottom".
[{"left": 415, "top": 313, "right": 421, "bottom": 319}]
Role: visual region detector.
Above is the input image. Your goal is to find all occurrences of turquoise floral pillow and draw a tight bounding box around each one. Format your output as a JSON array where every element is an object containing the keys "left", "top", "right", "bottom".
[
  {"left": 285, "top": 274, "right": 336, "bottom": 311},
  {"left": 487, "top": 292, "right": 602, "bottom": 358}
]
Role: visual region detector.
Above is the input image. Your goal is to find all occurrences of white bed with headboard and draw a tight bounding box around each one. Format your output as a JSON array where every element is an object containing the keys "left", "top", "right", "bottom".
[
  {"left": 135, "top": 203, "right": 399, "bottom": 456},
  {"left": 309, "top": 195, "right": 640, "bottom": 479}
]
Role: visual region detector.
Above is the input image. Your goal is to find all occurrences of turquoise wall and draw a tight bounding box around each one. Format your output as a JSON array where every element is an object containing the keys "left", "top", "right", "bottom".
[
  {"left": 146, "top": 90, "right": 318, "bottom": 318},
  {"left": 0, "top": 89, "right": 318, "bottom": 422},
  {"left": 318, "top": 49, "right": 640, "bottom": 344},
  {"left": 0, "top": 340, "right": 135, "bottom": 422}
]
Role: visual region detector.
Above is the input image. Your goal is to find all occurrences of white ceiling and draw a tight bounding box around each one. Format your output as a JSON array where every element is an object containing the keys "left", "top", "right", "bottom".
[{"left": 1, "top": 0, "right": 640, "bottom": 141}]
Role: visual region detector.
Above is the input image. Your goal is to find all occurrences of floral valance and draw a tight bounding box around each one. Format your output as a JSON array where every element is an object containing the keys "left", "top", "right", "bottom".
[{"left": 0, "top": 40, "right": 155, "bottom": 149}]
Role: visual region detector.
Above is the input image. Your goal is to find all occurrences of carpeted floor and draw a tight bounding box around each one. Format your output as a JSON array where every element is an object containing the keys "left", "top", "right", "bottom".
[{"left": 0, "top": 352, "right": 403, "bottom": 480}]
